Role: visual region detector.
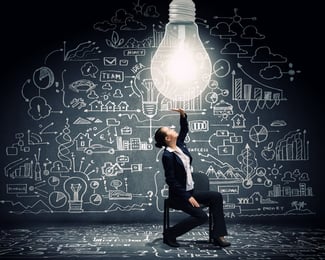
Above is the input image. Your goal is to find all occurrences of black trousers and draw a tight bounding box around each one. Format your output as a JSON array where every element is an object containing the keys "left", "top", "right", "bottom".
[{"left": 167, "top": 190, "right": 228, "bottom": 238}]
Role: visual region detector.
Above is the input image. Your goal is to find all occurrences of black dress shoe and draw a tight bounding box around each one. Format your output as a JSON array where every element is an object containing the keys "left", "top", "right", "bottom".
[
  {"left": 163, "top": 233, "right": 180, "bottom": 247},
  {"left": 213, "top": 237, "right": 231, "bottom": 247}
]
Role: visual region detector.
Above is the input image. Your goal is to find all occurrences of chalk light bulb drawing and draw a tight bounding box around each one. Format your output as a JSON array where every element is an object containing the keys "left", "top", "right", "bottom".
[
  {"left": 151, "top": 0, "right": 212, "bottom": 101},
  {"left": 64, "top": 177, "right": 87, "bottom": 213},
  {"left": 134, "top": 68, "right": 160, "bottom": 119}
]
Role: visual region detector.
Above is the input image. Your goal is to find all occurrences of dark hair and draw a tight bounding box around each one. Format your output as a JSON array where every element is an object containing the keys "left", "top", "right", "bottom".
[{"left": 154, "top": 127, "right": 167, "bottom": 148}]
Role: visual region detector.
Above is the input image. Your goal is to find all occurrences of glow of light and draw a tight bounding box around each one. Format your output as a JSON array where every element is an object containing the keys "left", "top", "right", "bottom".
[
  {"left": 150, "top": 0, "right": 211, "bottom": 101},
  {"left": 166, "top": 45, "right": 197, "bottom": 83}
]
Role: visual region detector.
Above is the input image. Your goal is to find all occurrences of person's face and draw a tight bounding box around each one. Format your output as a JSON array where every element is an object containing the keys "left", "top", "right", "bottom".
[{"left": 161, "top": 126, "right": 178, "bottom": 142}]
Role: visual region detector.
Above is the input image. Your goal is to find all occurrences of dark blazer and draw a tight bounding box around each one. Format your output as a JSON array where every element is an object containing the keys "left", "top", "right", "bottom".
[{"left": 162, "top": 114, "right": 193, "bottom": 201}]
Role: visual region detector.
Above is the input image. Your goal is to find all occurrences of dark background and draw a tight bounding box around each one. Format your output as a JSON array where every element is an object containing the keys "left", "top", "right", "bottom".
[
  {"left": 1, "top": 0, "right": 323, "bottom": 224},
  {"left": 2, "top": 1, "right": 322, "bottom": 132}
]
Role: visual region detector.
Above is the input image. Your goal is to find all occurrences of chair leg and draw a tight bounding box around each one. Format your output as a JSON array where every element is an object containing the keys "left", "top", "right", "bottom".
[
  {"left": 209, "top": 207, "right": 213, "bottom": 243},
  {"left": 163, "top": 199, "right": 170, "bottom": 234}
]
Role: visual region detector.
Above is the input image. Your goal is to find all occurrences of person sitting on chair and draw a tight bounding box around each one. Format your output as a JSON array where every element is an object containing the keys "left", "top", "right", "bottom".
[{"left": 154, "top": 108, "right": 231, "bottom": 248}]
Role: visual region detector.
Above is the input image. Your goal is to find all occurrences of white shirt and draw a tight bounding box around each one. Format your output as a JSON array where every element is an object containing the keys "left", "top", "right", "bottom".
[{"left": 167, "top": 146, "right": 194, "bottom": 191}]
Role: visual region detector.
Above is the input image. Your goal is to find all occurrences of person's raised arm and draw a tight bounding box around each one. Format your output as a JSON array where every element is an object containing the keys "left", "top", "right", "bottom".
[{"left": 171, "top": 108, "right": 188, "bottom": 143}]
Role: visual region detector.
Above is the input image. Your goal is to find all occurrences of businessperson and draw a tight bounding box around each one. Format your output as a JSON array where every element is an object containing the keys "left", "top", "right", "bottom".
[{"left": 154, "top": 108, "right": 231, "bottom": 248}]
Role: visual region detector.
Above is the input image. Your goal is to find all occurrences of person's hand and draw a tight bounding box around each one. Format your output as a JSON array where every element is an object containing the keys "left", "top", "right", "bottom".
[
  {"left": 171, "top": 108, "right": 185, "bottom": 118},
  {"left": 188, "top": 196, "right": 200, "bottom": 208}
]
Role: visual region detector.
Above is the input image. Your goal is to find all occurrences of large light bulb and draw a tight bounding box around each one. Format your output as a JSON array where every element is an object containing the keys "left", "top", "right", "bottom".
[{"left": 151, "top": 0, "right": 211, "bottom": 101}]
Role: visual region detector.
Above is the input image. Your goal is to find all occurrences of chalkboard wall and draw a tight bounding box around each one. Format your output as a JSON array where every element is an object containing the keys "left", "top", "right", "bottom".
[{"left": 1, "top": 0, "right": 322, "bottom": 223}]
